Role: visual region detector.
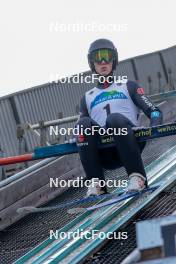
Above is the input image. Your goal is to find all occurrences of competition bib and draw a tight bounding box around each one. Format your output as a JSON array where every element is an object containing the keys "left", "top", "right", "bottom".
[{"left": 85, "top": 82, "right": 140, "bottom": 126}]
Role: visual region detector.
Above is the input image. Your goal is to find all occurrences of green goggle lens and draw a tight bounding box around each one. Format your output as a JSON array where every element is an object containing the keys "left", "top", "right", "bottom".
[{"left": 92, "top": 49, "right": 114, "bottom": 63}]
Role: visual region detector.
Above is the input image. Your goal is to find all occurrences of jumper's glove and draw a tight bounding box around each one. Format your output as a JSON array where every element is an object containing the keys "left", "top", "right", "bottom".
[{"left": 150, "top": 111, "right": 163, "bottom": 127}]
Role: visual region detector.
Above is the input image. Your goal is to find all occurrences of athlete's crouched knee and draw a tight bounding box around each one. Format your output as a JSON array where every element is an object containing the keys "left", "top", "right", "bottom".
[{"left": 106, "top": 113, "right": 130, "bottom": 128}]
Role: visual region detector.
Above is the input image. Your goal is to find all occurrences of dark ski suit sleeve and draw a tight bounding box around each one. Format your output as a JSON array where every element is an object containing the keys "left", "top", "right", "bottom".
[
  {"left": 127, "top": 80, "right": 163, "bottom": 126},
  {"left": 75, "top": 95, "right": 89, "bottom": 129},
  {"left": 79, "top": 95, "right": 89, "bottom": 118}
]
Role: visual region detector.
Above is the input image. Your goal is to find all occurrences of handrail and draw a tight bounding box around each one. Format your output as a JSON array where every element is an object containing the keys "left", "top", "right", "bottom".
[{"left": 0, "top": 156, "right": 58, "bottom": 189}]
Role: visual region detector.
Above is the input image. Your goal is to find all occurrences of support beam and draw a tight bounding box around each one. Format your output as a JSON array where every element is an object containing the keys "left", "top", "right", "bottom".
[{"left": 0, "top": 122, "right": 176, "bottom": 166}]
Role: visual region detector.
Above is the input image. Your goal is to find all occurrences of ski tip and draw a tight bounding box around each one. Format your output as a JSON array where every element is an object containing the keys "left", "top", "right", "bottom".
[
  {"left": 17, "top": 206, "right": 38, "bottom": 214},
  {"left": 67, "top": 207, "right": 86, "bottom": 214}
]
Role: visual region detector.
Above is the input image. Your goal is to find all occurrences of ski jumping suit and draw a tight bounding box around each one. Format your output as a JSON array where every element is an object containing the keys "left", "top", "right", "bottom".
[{"left": 76, "top": 80, "right": 163, "bottom": 183}]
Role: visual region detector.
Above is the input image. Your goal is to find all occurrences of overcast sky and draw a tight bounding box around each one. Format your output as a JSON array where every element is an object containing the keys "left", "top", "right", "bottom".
[{"left": 0, "top": 0, "right": 175, "bottom": 97}]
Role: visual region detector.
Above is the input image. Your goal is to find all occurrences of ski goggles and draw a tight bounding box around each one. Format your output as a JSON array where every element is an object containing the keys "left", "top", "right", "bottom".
[{"left": 91, "top": 49, "right": 114, "bottom": 63}]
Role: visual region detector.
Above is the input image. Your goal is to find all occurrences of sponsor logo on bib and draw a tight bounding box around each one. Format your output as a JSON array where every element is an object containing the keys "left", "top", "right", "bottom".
[{"left": 90, "top": 90, "right": 127, "bottom": 109}]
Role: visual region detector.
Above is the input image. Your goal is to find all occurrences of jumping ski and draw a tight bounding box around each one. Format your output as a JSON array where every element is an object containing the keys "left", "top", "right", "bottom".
[{"left": 68, "top": 185, "right": 159, "bottom": 214}]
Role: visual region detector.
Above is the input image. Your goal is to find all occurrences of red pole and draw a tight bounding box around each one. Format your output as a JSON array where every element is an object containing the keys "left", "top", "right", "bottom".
[{"left": 0, "top": 153, "right": 33, "bottom": 165}]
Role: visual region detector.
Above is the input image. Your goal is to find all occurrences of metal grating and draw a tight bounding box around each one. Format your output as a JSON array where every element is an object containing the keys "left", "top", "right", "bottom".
[{"left": 84, "top": 186, "right": 176, "bottom": 264}]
